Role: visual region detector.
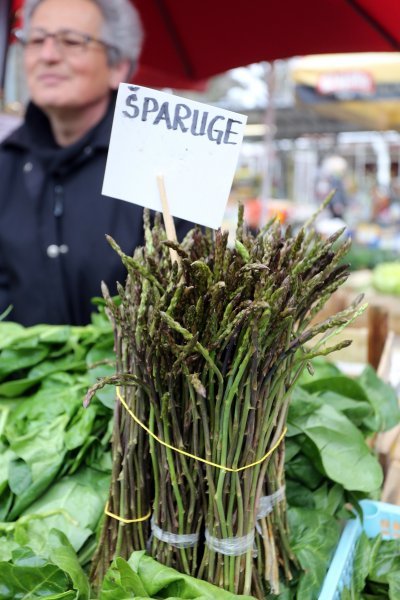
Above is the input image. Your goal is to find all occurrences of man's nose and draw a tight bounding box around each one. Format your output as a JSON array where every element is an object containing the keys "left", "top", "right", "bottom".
[{"left": 39, "top": 35, "right": 62, "bottom": 60}]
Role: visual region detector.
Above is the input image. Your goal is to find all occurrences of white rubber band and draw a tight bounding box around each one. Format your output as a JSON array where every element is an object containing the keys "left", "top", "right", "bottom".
[
  {"left": 205, "top": 528, "right": 255, "bottom": 556},
  {"left": 256, "top": 486, "right": 286, "bottom": 520},
  {"left": 151, "top": 517, "right": 199, "bottom": 549}
]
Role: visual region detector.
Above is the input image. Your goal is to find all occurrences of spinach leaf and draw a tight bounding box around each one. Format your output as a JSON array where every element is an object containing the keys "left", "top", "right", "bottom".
[
  {"left": 301, "top": 375, "right": 369, "bottom": 402},
  {"left": 47, "top": 529, "right": 90, "bottom": 600},
  {"left": 100, "top": 556, "right": 149, "bottom": 598},
  {"left": 289, "top": 404, "right": 383, "bottom": 492},
  {"left": 358, "top": 365, "right": 400, "bottom": 432},
  {"left": 8, "top": 457, "right": 32, "bottom": 495},
  {"left": 0, "top": 556, "right": 70, "bottom": 599},
  {"left": 0, "top": 346, "right": 49, "bottom": 380},
  {"left": 18, "top": 467, "right": 110, "bottom": 552},
  {"left": 368, "top": 538, "right": 400, "bottom": 583},
  {"left": 288, "top": 507, "right": 340, "bottom": 599}
]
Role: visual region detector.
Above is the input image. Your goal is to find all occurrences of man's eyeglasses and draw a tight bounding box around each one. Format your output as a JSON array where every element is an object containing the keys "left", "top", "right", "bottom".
[{"left": 15, "top": 28, "right": 119, "bottom": 58}]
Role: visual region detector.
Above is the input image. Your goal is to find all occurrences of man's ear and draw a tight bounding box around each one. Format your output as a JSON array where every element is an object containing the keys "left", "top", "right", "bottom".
[{"left": 109, "top": 59, "right": 132, "bottom": 88}]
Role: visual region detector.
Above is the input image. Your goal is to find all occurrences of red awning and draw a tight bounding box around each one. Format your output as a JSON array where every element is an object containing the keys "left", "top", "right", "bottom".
[
  {"left": 10, "top": 0, "right": 400, "bottom": 90},
  {"left": 132, "top": 0, "right": 400, "bottom": 89}
]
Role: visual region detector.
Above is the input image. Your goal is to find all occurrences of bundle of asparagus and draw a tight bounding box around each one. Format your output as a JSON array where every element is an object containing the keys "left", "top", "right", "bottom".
[{"left": 87, "top": 204, "right": 364, "bottom": 597}]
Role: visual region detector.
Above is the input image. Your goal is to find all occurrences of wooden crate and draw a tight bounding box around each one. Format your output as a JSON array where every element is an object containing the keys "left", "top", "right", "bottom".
[
  {"left": 321, "top": 327, "right": 395, "bottom": 380},
  {"left": 313, "top": 296, "right": 394, "bottom": 380}
]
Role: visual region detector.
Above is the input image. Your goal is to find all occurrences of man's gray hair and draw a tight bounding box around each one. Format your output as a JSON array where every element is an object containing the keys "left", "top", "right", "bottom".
[{"left": 22, "top": 0, "right": 144, "bottom": 76}]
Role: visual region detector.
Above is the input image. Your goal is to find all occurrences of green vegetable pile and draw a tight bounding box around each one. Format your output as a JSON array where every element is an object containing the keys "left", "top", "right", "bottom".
[
  {"left": 0, "top": 312, "right": 397, "bottom": 598},
  {"left": 0, "top": 309, "right": 114, "bottom": 567},
  {"left": 344, "top": 532, "right": 400, "bottom": 598},
  {"left": 281, "top": 358, "right": 400, "bottom": 598}
]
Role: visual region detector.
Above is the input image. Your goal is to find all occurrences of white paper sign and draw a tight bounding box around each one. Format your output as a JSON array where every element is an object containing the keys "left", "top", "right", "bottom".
[{"left": 102, "top": 83, "right": 247, "bottom": 229}]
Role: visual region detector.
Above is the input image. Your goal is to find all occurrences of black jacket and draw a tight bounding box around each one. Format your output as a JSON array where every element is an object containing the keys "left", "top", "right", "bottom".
[{"left": 0, "top": 96, "right": 193, "bottom": 326}]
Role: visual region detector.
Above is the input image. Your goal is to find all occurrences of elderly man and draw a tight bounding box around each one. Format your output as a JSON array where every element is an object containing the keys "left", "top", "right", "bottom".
[{"left": 0, "top": 0, "right": 192, "bottom": 326}]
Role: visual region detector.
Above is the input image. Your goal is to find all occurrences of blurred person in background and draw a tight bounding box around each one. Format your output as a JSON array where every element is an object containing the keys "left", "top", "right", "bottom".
[
  {"left": 0, "top": 0, "right": 192, "bottom": 326},
  {"left": 315, "top": 155, "right": 350, "bottom": 219}
]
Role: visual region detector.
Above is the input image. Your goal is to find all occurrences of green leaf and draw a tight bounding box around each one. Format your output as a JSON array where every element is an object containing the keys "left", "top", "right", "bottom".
[
  {"left": 8, "top": 458, "right": 32, "bottom": 495},
  {"left": 289, "top": 507, "right": 340, "bottom": 599},
  {"left": 368, "top": 538, "right": 400, "bottom": 583},
  {"left": 286, "top": 480, "right": 316, "bottom": 509},
  {"left": 100, "top": 556, "right": 150, "bottom": 598},
  {"left": 126, "top": 551, "right": 255, "bottom": 599},
  {"left": 86, "top": 345, "right": 115, "bottom": 409},
  {"left": 65, "top": 406, "right": 97, "bottom": 451},
  {"left": 0, "top": 536, "right": 19, "bottom": 561},
  {"left": 0, "top": 322, "right": 28, "bottom": 350},
  {"left": 28, "top": 357, "right": 86, "bottom": 380},
  {"left": 290, "top": 404, "right": 383, "bottom": 492},
  {"left": 297, "top": 357, "right": 341, "bottom": 385},
  {"left": 301, "top": 375, "right": 369, "bottom": 402},
  {"left": 0, "top": 560, "right": 70, "bottom": 599},
  {"left": 285, "top": 453, "right": 324, "bottom": 490},
  {"left": 47, "top": 529, "right": 90, "bottom": 599},
  {"left": 0, "top": 446, "right": 16, "bottom": 495},
  {"left": 312, "top": 482, "right": 344, "bottom": 517},
  {"left": 317, "top": 390, "right": 373, "bottom": 427},
  {"left": 287, "top": 386, "right": 322, "bottom": 421},
  {"left": 8, "top": 457, "right": 66, "bottom": 520},
  {"left": 0, "top": 346, "right": 49, "bottom": 380},
  {"left": 352, "top": 532, "right": 372, "bottom": 592},
  {"left": 388, "top": 570, "right": 400, "bottom": 599},
  {"left": 0, "top": 376, "right": 43, "bottom": 397},
  {"left": 18, "top": 468, "right": 110, "bottom": 552},
  {"left": 357, "top": 365, "right": 400, "bottom": 432}
]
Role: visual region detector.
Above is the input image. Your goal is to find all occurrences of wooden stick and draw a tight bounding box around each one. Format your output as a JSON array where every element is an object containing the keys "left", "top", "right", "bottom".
[
  {"left": 156, "top": 174, "right": 180, "bottom": 265},
  {"left": 367, "top": 304, "right": 389, "bottom": 371}
]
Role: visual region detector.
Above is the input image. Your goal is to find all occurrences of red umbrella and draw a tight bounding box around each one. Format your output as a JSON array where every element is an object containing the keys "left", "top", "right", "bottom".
[
  {"left": 8, "top": 0, "right": 400, "bottom": 90},
  {"left": 132, "top": 0, "right": 400, "bottom": 89}
]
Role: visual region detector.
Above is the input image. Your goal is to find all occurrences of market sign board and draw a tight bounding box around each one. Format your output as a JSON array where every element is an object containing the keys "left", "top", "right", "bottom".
[
  {"left": 317, "top": 71, "right": 375, "bottom": 99},
  {"left": 102, "top": 83, "right": 247, "bottom": 229}
]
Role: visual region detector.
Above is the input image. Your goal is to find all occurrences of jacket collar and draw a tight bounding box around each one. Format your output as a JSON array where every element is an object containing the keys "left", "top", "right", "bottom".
[{"left": 4, "top": 91, "right": 117, "bottom": 154}]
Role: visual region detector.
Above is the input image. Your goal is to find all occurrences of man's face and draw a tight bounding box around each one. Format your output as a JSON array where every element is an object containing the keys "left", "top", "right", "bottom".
[{"left": 24, "top": 0, "right": 127, "bottom": 114}]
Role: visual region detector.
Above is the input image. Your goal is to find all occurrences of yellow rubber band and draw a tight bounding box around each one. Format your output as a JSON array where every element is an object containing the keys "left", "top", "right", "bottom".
[
  {"left": 116, "top": 388, "right": 287, "bottom": 473},
  {"left": 105, "top": 503, "right": 151, "bottom": 524}
]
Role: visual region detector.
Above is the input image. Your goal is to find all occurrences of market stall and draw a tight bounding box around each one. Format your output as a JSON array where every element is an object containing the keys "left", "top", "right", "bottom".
[{"left": 1, "top": 2, "right": 400, "bottom": 598}]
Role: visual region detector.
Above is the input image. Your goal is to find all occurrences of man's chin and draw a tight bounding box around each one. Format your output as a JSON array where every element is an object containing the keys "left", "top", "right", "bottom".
[{"left": 31, "top": 96, "right": 74, "bottom": 112}]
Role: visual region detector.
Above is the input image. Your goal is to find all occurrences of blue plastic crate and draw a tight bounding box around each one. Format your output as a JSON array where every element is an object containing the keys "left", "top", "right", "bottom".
[{"left": 319, "top": 499, "right": 400, "bottom": 600}]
